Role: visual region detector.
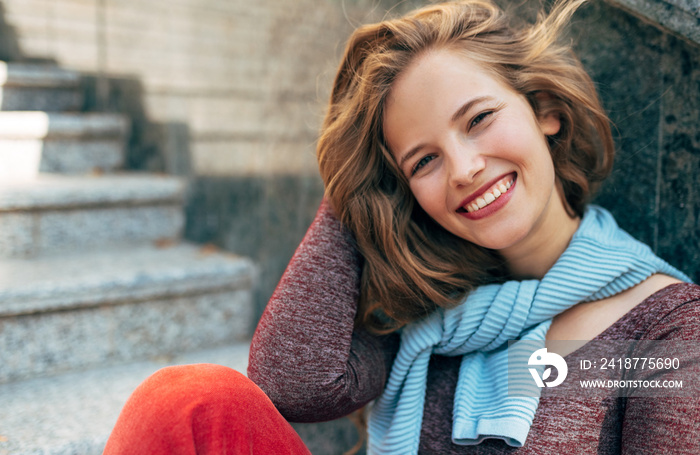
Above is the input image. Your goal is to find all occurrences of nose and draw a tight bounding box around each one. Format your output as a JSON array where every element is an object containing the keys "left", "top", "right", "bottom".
[{"left": 445, "top": 141, "right": 486, "bottom": 188}]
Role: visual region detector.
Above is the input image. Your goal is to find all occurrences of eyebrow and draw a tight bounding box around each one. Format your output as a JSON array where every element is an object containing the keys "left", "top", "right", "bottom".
[
  {"left": 397, "top": 96, "right": 494, "bottom": 171},
  {"left": 450, "top": 96, "right": 493, "bottom": 123}
]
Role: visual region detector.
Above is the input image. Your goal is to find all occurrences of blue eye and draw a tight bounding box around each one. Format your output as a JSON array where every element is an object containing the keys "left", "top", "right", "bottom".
[
  {"left": 470, "top": 111, "right": 494, "bottom": 129},
  {"left": 411, "top": 155, "right": 434, "bottom": 176}
]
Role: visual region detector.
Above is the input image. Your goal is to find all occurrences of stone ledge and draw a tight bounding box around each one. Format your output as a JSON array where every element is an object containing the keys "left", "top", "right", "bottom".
[
  {"left": 607, "top": 0, "right": 700, "bottom": 45},
  {"left": 0, "top": 62, "right": 80, "bottom": 88},
  {"left": 0, "top": 205, "right": 185, "bottom": 258},
  {"left": 0, "top": 112, "right": 129, "bottom": 139},
  {"left": 0, "top": 174, "right": 186, "bottom": 211},
  {"left": 0, "top": 242, "right": 255, "bottom": 316},
  {"left": 0, "top": 138, "right": 125, "bottom": 175},
  {"left": 0, "top": 88, "right": 82, "bottom": 112},
  {"left": 0, "top": 288, "right": 255, "bottom": 383}
]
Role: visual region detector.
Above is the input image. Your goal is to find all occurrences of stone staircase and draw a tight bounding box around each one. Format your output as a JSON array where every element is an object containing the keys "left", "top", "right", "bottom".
[{"left": 0, "top": 62, "right": 256, "bottom": 454}]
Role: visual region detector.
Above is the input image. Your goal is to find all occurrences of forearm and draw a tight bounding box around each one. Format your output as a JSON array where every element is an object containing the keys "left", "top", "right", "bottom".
[{"left": 248, "top": 200, "right": 397, "bottom": 422}]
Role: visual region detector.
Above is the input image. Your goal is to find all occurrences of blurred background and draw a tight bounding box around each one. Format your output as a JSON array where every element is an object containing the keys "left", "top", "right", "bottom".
[{"left": 0, "top": 0, "right": 697, "bottom": 453}]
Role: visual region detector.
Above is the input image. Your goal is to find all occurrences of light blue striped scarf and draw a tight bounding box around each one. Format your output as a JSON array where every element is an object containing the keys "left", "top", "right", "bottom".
[{"left": 367, "top": 205, "right": 691, "bottom": 454}]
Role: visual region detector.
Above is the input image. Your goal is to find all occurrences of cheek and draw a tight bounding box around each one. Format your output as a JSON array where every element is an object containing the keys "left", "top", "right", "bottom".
[
  {"left": 526, "top": 138, "right": 557, "bottom": 182},
  {"left": 494, "top": 120, "right": 554, "bottom": 178},
  {"left": 410, "top": 180, "right": 446, "bottom": 219}
]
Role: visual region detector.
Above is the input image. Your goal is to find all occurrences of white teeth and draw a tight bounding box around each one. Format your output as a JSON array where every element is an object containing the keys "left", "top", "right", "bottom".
[{"left": 463, "top": 177, "right": 514, "bottom": 213}]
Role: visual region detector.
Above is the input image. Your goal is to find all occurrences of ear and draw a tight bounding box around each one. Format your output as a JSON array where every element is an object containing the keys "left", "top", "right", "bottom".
[
  {"left": 539, "top": 111, "right": 561, "bottom": 136},
  {"left": 534, "top": 91, "right": 561, "bottom": 136}
]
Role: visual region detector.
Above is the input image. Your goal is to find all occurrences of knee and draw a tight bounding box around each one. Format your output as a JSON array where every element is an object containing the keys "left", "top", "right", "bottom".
[
  {"left": 131, "top": 364, "right": 267, "bottom": 415},
  {"left": 138, "top": 364, "right": 246, "bottom": 396},
  {"left": 127, "top": 364, "right": 294, "bottom": 448},
  {"left": 107, "top": 364, "right": 310, "bottom": 455},
  {"left": 112, "top": 364, "right": 274, "bottom": 443}
]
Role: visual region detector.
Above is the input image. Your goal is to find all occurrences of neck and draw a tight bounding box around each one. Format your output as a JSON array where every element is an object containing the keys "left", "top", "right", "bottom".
[{"left": 500, "top": 201, "right": 580, "bottom": 280}]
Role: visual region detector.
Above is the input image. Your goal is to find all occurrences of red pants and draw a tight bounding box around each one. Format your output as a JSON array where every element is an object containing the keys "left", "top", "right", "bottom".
[{"left": 103, "top": 364, "right": 311, "bottom": 455}]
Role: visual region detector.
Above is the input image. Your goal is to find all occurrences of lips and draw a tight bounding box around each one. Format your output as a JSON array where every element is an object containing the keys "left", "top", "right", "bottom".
[{"left": 456, "top": 173, "right": 516, "bottom": 217}]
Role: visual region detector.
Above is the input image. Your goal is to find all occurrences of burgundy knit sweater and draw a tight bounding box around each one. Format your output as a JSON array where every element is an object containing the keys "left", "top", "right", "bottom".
[{"left": 248, "top": 201, "right": 700, "bottom": 454}]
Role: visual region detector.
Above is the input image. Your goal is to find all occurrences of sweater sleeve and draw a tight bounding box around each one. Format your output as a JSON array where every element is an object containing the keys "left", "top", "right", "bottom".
[
  {"left": 247, "top": 199, "right": 398, "bottom": 423},
  {"left": 621, "top": 286, "right": 700, "bottom": 454}
]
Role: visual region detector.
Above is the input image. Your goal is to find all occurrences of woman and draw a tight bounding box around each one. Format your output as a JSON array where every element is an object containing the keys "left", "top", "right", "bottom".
[{"left": 105, "top": 0, "right": 699, "bottom": 453}]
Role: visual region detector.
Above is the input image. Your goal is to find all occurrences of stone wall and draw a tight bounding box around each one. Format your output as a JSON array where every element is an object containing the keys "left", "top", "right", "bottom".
[
  {"left": 571, "top": 0, "right": 699, "bottom": 281},
  {"left": 610, "top": 0, "right": 700, "bottom": 44}
]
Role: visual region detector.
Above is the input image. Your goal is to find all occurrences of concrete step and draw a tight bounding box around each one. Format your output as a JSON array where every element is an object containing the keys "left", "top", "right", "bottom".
[
  {"left": 0, "top": 112, "right": 129, "bottom": 179},
  {"left": 0, "top": 173, "right": 186, "bottom": 258},
  {"left": 0, "top": 343, "right": 251, "bottom": 455},
  {"left": 0, "top": 61, "right": 83, "bottom": 111},
  {"left": 0, "top": 343, "right": 365, "bottom": 455},
  {"left": 0, "top": 242, "right": 256, "bottom": 383}
]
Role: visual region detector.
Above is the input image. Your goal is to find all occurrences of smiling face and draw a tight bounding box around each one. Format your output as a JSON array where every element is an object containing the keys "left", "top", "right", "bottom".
[{"left": 383, "top": 48, "right": 571, "bottom": 260}]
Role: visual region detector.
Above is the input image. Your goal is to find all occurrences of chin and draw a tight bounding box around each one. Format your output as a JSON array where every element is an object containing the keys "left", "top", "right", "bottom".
[{"left": 467, "top": 226, "right": 531, "bottom": 252}]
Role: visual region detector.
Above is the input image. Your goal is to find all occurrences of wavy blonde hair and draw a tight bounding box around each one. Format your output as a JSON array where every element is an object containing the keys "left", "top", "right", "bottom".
[{"left": 317, "top": 0, "right": 614, "bottom": 332}]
